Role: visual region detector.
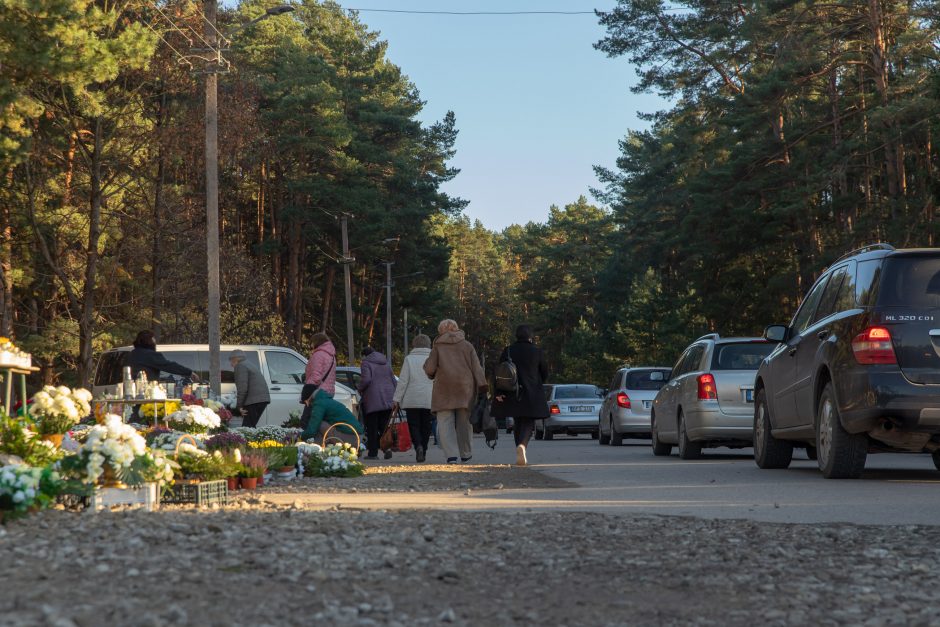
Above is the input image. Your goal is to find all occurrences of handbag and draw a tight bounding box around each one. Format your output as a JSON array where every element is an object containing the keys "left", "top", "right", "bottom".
[{"left": 379, "top": 410, "right": 412, "bottom": 452}]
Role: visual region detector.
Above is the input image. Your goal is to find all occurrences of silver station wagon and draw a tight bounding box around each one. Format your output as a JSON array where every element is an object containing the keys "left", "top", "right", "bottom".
[
  {"left": 651, "top": 334, "right": 774, "bottom": 459},
  {"left": 536, "top": 384, "right": 604, "bottom": 440},
  {"left": 599, "top": 367, "right": 672, "bottom": 445}
]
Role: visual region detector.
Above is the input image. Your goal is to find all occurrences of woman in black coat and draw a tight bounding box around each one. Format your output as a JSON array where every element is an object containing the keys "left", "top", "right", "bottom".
[{"left": 491, "top": 324, "right": 549, "bottom": 466}]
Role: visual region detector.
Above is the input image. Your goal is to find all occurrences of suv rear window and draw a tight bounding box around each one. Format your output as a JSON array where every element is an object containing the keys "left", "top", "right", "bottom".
[
  {"left": 553, "top": 385, "right": 601, "bottom": 399},
  {"left": 711, "top": 342, "right": 774, "bottom": 370},
  {"left": 877, "top": 256, "right": 940, "bottom": 308},
  {"left": 624, "top": 369, "right": 671, "bottom": 390}
]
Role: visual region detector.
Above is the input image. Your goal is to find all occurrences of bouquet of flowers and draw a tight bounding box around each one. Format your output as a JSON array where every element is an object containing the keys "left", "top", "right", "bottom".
[
  {"left": 149, "top": 430, "right": 206, "bottom": 454},
  {"left": 0, "top": 410, "right": 63, "bottom": 466},
  {"left": 59, "top": 414, "right": 176, "bottom": 487},
  {"left": 166, "top": 405, "right": 221, "bottom": 434},
  {"left": 203, "top": 399, "right": 234, "bottom": 424},
  {"left": 0, "top": 464, "right": 63, "bottom": 519},
  {"left": 176, "top": 448, "right": 236, "bottom": 481},
  {"left": 232, "top": 425, "right": 302, "bottom": 443},
  {"left": 239, "top": 452, "right": 267, "bottom": 478},
  {"left": 140, "top": 401, "right": 180, "bottom": 421},
  {"left": 304, "top": 442, "right": 364, "bottom": 478},
  {"left": 205, "top": 432, "right": 247, "bottom": 452},
  {"left": 29, "top": 386, "right": 92, "bottom": 435}
]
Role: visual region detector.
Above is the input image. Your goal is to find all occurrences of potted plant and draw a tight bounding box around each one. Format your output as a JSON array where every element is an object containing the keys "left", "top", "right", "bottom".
[
  {"left": 28, "top": 386, "right": 92, "bottom": 447},
  {"left": 275, "top": 446, "right": 298, "bottom": 478},
  {"left": 239, "top": 452, "right": 266, "bottom": 489}
]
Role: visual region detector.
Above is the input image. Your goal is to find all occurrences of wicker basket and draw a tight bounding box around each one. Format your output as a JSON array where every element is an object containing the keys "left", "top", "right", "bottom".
[{"left": 321, "top": 422, "right": 361, "bottom": 449}]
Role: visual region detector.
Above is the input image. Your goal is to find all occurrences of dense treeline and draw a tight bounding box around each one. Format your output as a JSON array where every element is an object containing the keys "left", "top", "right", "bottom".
[
  {"left": 1, "top": 0, "right": 462, "bottom": 386},
  {"left": 3, "top": 0, "right": 940, "bottom": 389}
]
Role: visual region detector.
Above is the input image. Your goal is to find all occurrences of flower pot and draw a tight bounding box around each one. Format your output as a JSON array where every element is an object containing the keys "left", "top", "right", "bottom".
[
  {"left": 276, "top": 466, "right": 296, "bottom": 480},
  {"left": 226, "top": 477, "right": 240, "bottom": 491},
  {"left": 101, "top": 464, "right": 127, "bottom": 489},
  {"left": 40, "top": 433, "right": 64, "bottom": 448},
  {"left": 240, "top": 477, "right": 257, "bottom": 490},
  {"left": 261, "top": 472, "right": 272, "bottom": 485}
]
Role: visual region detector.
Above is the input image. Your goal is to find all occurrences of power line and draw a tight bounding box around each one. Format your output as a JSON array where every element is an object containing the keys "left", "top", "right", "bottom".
[{"left": 343, "top": 8, "right": 597, "bottom": 15}]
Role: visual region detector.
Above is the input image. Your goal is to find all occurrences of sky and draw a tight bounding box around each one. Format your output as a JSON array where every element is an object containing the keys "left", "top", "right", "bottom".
[{"left": 338, "top": 1, "right": 666, "bottom": 231}]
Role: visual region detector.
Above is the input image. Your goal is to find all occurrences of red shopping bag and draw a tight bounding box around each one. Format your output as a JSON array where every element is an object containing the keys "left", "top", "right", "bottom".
[{"left": 394, "top": 413, "right": 412, "bottom": 452}]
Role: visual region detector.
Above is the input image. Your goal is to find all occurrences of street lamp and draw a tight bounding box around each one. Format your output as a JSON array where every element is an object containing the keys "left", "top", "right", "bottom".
[{"left": 203, "top": 2, "right": 294, "bottom": 397}]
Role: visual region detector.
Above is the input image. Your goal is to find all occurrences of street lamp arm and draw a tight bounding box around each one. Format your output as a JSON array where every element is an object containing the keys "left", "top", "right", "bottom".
[{"left": 223, "top": 5, "right": 295, "bottom": 39}]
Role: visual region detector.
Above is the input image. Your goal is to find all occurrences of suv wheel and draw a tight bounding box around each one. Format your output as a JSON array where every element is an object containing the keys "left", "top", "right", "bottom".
[
  {"left": 677, "top": 412, "right": 702, "bottom": 460},
  {"left": 932, "top": 451, "right": 940, "bottom": 471},
  {"left": 816, "top": 383, "right": 867, "bottom": 479},
  {"left": 651, "top": 411, "right": 672, "bottom": 456},
  {"left": 610, "top": 418, "right": 624, "bottom": 446},
  {"left": 753, "top": 389, "right": 793, "bottom": 469}
]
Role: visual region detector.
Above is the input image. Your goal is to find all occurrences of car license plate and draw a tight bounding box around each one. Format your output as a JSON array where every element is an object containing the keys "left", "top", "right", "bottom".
[
  {"left": 570, "top": 405, "right": 593, "bottom": 413},
  {"left": 744, "top": 389, "right": 754, "bottom": 403},
  {"left": 642, "top": 400, "right": 652, "bottom": 409}
]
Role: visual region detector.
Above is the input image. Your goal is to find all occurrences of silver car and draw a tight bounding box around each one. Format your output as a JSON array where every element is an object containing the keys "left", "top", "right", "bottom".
[
  {"left": 598, "top": 367, "right": 672, "bottom": 445},
  {"left": 535, "top": 384, "right": 603, "bottom": 440},
  {"left": 651, "top": 335, "right": 774, "bottom": 459}
]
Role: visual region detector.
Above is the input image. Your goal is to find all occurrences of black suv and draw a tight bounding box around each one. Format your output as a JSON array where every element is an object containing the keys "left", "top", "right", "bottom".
[{"left": 753, "top": 244, "right": 940, "bottom": 478}]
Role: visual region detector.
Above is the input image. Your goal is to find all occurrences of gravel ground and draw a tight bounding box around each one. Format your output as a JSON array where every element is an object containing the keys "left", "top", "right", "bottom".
[
  {"left": 3, "top": 464, "right": 939, "bottom": 626},
  {"left": 2, "top": 503, "right": 940, "bottom": 626},
  {"left": 253, "top": 463, "right": 571, "bottom": 495}
]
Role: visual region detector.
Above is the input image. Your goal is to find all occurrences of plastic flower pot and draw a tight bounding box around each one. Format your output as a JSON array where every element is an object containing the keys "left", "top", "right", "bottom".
[
  {"left": 227, "top": 477, "right": 240, "bottom": 491},
  {"left": 240, "top": 477, "right": 257, "bottom": 490},
  {"left": 40, "top": 433, "right": 64, "bottom": 447},
  {"left": 276, "top": 466, "right": 296, "bottom": 479}
]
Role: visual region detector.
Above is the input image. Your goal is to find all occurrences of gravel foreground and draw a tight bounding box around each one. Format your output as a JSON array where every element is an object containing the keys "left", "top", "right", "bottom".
[{"left": 2, "top": 505, "right": 939, "bottom": 627}]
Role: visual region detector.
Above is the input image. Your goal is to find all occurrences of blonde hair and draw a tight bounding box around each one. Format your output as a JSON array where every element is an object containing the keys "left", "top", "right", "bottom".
[{"left": 437, "top": 319, "right": 460, "bottom": 334}]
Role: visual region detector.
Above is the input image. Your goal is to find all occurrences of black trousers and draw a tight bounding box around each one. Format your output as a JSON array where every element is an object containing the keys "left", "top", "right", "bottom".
[
  {"left": 514, "top": 417, "right": 536, "bottom": 448},
  {"left": 242, "top": 402, "right": 268, "bottom": 428},
  {"left": 364, "top": 409, "right": 392, "bottom": 457},
  {"left": 405, "top": 408, "right": 433, "bottom": 451}
]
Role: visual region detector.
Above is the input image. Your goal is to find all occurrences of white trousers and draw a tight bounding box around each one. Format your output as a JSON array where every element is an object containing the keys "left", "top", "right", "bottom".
[{"left": 436, "top": 408, "right": 472, "bottom": 461}]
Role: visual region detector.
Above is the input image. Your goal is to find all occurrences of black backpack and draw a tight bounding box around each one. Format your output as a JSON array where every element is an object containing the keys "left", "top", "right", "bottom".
[{"left": 494, "top": 347, "right": 519, "bottom": 397}]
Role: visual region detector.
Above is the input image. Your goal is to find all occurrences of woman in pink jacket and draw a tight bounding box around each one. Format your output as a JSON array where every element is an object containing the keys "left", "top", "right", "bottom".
[{"left": 305, "top": 332, "right": 337, "bottom": 396}]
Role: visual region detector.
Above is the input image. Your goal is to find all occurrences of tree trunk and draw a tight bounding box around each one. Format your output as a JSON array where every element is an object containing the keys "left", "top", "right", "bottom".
[
  {"left": 0, "top": 174, "right": 13, "bottom": 337},
  {"left": 321, "top": 264, "right": 335, "bottom": 331},
  {"left": 78, "top": 117, "right": 105, "bottom": 387},
  {"left": 152, "top": 92, "right": 167, "bottom": 337}
]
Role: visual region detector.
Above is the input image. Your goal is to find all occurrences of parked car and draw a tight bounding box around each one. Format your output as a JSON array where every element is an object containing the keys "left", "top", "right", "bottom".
[
  {"left": 93, "top": 344, "right": 358, "bottom": 427},
  {"left": 754, "top": 244, "right": 940, "bottom": 478},
  {"left": 651, "top": 335, "right": 774, "bottom": 459},
  {"left": 598, "top": 367, "right": 672, "bottom": 445},
  {"left": 535, "top": 384, "right": 603, "bottom": 440}
]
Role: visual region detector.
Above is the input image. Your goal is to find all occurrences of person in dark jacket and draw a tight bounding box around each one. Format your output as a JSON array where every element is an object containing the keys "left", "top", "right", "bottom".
[
  {"left": 357, "top": 347, "right": 397, "bottom": 459},
  {"left": 230, "top": 349, "right": 270, "bottom": 428},
  {"left": 491, "top": 324, "right": 549, "bottom": 466},
  {"left": 126, "top": 330, "right": 198, "bottom": 382},
  {"left": 301, "top": 389, "right": 364, "bottom": 443}
]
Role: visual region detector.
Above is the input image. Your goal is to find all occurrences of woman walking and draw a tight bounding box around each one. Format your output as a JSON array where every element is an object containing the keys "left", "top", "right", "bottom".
[
  {"left": 305, "top": 332, "right": 337, "bottom": 397},
  {"left": 391, "top": 334, "right": 433, "bottom": 463},
  {"left": 492, "top": 324, "right": 550, "bottom": 466},
  {"left": 423, "top": 319, "right": 487, "bottom": 464},
  {"left": 358, "top": 347, "right": 397, "bottom": 459}
]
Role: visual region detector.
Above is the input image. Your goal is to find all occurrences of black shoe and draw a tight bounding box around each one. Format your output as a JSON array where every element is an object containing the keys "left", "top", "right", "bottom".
[
  {"left": 384, "top": 449, "right": 393, "bottom": 459},
  {"left": 461, "top": 456, "right": 472, "bottom": 463},
  {"left": 415, "top": 446, "right": 426, "bottom": 463}
]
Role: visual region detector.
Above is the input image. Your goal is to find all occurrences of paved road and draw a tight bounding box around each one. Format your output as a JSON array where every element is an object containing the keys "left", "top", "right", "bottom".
[{"left": 280, "top": 432, "right": 940, "bottom": 526}]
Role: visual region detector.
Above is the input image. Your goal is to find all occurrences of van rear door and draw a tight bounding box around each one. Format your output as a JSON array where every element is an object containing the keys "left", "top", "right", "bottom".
[{"left": 876, "top": 253, "right": 940, "bottom": 384}]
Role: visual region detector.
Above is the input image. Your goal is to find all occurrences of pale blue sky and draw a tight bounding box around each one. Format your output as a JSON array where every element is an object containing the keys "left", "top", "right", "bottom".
[{"left": 340, "top": 1, "right": 666, "bottom": 230}]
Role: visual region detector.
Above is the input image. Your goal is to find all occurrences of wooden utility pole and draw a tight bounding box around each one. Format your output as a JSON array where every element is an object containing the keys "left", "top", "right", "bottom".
[{"left": 341, "top": 215, "right": 355, "bottom": 366}]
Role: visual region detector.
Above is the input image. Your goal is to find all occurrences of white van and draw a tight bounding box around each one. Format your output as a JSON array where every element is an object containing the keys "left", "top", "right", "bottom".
[{"left": 92, "top": 344, "right": 357, "bottom": 427}]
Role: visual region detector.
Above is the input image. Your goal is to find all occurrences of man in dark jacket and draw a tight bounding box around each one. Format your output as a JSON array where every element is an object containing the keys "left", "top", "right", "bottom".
[
  {"left": 230, "top": 349, "right": 270, "bottom": 428},
  {"left": 491, "top": 324, "right": 549, "bottom": 466},
  {"left": 126, "top": 330, "right": 198, "bottom": 382}
]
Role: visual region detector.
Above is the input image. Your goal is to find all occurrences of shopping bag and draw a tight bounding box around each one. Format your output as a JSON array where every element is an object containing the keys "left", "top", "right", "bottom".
[{"left": 395, "top": 415, "right": 412, "bottom": 452}]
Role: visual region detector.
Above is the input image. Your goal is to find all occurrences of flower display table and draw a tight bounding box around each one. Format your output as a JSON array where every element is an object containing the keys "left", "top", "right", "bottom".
[
  {"left": 1, "top": 365, "right": 39, "bottom": 416},
  {"left": 93, "top": 398, "right": 183, "bottom": 427},
  {"left": 89, "top": 483, "right": 160, "bottom": 512}
]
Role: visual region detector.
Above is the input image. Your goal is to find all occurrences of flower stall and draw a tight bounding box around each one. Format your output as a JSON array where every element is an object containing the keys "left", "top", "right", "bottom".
[{"left": 0, "top": 337, "right": 38, "bottom": 416}]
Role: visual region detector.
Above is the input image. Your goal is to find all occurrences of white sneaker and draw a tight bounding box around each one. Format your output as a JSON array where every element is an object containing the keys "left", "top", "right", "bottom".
[{"left": 515, "top": 444, "right": 527, "bottom": 466}]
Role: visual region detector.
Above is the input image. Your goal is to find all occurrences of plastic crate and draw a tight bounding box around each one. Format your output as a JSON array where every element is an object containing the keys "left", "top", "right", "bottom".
[{"left": 161, "top": 479, "right": 228, "bottom": 507}]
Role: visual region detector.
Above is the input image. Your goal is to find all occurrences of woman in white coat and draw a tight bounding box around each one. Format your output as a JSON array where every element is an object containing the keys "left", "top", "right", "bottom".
[{"left": 391, "top": 334, "right": 434, "bottom": 463}]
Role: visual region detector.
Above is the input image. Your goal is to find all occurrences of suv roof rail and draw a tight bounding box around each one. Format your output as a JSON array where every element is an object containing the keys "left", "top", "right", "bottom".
[
  {"left": 694, "top": 333, "right": 720, "bottom": 342},
  {"left": 833, "top": 243, "right": 895, "bottom": 264}
]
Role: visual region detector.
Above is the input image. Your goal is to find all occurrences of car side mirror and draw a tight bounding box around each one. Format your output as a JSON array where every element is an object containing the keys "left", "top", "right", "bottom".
[{"left": 764, "top": 325, "right": 788, "bottom": 343}]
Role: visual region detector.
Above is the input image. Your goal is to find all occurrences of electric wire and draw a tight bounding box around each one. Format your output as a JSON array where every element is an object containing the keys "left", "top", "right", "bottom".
[
  {"left": 147, "top": 0, "right": 217, "bottom": 51},
  {"left": 343, "top": 9, "right": 596, "bottom": 14},
  {"left": 141, "top": 18, "right": 194, "bottom": 68}
]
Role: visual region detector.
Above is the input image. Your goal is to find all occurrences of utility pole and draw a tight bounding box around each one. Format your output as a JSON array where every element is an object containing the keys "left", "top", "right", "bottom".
[
  {"left": 385, "top": 261, "right": 394, "bottom": 361},
  {"left": 204, "top": 0, "right": 221, "bottom": 398},
  {"left": 403, "top": 307, "right": 408, "bottom": 357},
  {"left": 341, "top": 215, "right": 355, "bottom": 366}
]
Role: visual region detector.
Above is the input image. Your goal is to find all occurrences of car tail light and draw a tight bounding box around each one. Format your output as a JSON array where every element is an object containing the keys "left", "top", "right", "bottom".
[
  {"left": 697, "top": 373, "right": 717, "bottom": 400},
  {"left": 550, "top": 404, "right": 560, "bottom": 415},
  {"left": 852, "top": 326, "right": 897, "bottom": 365},
  {"left": 616, "top": 392, "right": 631, "bottom": 408}
]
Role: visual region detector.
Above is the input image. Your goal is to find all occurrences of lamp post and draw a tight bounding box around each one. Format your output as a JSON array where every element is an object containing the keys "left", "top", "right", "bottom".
[{"left": 203, "top": 3, "right": 294, "bottom": 396}]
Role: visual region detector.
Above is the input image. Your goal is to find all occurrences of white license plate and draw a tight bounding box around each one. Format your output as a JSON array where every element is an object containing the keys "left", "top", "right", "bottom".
[
  {"left": 570, "top": 405, "right": 593, "bottom": 413},
  {"left": 642, "top": 400, "right": 652, "bottom": 409},
  {"left": 743, "top": 389, "right": 754, "bottom": 403}
]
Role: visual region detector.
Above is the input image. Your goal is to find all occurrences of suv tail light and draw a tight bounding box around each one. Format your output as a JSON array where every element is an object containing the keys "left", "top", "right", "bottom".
[
  {"left": 550, "top": 404, "right": 560, "bottom": 415},
  {"left": 616, "top": 392, "right": 631, "bottom": 408},
  {"left": 852, "top": 326, "right": 897, "bottom": 365},
  {"left": 697, "top": 373, "right": 717, "bottom": 400}
]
